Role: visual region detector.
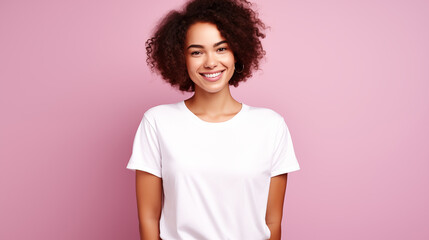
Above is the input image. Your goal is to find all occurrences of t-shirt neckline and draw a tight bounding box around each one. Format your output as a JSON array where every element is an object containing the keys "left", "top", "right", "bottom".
[{"left": 180, "top": 100, "right": 248, "bottom": 126}]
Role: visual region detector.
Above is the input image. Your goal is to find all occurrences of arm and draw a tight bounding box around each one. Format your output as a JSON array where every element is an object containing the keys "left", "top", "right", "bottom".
[
  {"left": 135, "top": 170, "right": 163, "bottom": 240},
  {"left": 265, "top": 173, "right": 288, "bottom": 240}
]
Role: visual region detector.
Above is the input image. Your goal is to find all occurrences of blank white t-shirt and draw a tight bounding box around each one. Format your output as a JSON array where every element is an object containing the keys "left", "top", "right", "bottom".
[{"left": 126, "top": 100, "right": 300, "bottom": 240}]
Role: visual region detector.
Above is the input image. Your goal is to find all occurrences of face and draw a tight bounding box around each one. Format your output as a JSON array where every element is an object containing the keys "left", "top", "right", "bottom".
[{"left": 184, "top": 22, "right": 235, "bottom": 94}]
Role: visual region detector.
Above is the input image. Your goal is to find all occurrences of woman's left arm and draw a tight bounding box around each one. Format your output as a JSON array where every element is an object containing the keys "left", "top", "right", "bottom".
[{"left": 265, "top": 173, "right": 288, "bottom": 240}]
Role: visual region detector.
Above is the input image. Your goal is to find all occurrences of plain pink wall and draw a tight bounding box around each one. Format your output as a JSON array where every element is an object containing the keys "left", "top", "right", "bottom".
[{"left": 1, "top": 0, "right": 428, "bottom": 239}]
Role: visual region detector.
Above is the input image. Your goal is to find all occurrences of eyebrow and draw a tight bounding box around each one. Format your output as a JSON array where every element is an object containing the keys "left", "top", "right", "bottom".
[{"left": 187, "top": 40, "right": 228, "bottom": 49}]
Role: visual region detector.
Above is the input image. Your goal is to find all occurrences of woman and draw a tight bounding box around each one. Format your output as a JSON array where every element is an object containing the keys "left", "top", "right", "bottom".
[{"left": 126, "top": 0, "right": 300, "bottom": 239}]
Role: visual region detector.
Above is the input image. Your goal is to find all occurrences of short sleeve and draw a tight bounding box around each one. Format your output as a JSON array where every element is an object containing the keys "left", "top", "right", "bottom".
[
  {"left": 126, "top": 115, "right": 162, "bottom": 178},
  {"left": 271, "top": 117, "right": 300, "bottom": 177}
]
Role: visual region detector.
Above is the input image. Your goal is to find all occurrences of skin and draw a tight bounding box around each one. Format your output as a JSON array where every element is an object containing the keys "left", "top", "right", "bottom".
[
  {"left": 136, "top": 22, "right": 288, "bottom": 240},
  {"left": 136, "top": 170, "right": 162, "bottom": 240},
  {"left": 183, "top": 22, "right": 241, "bottom": 122},
  {"left": 266, "top": 173, "right": 289, "bottom": 240}
]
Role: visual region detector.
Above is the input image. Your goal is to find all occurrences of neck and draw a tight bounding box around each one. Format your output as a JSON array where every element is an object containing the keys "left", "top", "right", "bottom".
[{"left": 185, "top": 85, "right": 240, "bottom": 115}]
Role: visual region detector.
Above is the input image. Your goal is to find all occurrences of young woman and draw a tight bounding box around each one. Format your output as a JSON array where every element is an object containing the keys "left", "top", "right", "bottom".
[{"left": 126, "top": 0, "right": 300, "bottom": 239}]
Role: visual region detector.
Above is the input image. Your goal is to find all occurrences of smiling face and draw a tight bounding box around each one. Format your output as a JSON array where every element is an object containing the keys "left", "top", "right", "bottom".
[{"left": 184, "top": 22, "right": 236, "bottom": 94}]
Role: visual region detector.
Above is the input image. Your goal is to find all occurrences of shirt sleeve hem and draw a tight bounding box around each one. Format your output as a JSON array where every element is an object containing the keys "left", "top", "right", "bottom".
[
  {"left": 270, "top": 165, "right": 300, "bottom": 177},
  {"left": 126, "top": 164, "right": 162, "bottom": 178}
]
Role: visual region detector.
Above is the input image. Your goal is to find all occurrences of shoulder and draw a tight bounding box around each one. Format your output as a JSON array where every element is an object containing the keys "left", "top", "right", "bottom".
[
  {"left": 142, "top": 101, "right": 183, "bottom": 125},
  {"left": 244, "top": 103, "right": 285, "bottom": 125}
]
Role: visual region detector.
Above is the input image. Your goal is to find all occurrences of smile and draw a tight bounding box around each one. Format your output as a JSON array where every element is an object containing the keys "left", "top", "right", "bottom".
[
  {"left": 203, "top": 72, "right": 221, "bottom": 78},
  {"left": 200, "top": 70, "right": 224, "bottom": 78},
  {"left": 199, "top": 70, "right": 225, "bottom": 82}
]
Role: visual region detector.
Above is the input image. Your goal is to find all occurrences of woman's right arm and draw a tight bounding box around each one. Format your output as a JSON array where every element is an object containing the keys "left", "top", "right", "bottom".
[{"left": 135, "top": 170, "right": 163, "bottom": 240}]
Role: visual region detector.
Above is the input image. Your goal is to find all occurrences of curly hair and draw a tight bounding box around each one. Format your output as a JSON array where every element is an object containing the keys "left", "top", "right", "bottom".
[{"left": 146, "top": 0, "right": 266, "bottom": 92}]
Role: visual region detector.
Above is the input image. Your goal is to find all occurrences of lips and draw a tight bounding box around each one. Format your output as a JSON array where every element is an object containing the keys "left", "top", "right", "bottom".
[
  {"left": 202, "top": 72, "right": 221, "bottom": 78},
  {"left": 200, "top": 70, "right": 224, "bottom": 77},
  {"left": 199, "top": 70, "right": 225, "bottom": 82}
]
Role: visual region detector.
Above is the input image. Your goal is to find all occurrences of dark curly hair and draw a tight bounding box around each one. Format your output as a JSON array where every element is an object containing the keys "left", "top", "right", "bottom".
[{"left": 146, "top": 0, "right": 266, "bottom": 92}]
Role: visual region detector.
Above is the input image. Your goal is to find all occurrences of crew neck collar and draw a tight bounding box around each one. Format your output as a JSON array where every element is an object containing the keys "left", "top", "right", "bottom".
[{"left": 180, "top": 100, "right": 248, "bottom": 126}]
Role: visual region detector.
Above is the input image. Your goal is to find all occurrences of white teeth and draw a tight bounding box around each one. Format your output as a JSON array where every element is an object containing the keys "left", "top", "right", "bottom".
[{"left": 203, "top": 72, "right": 222, "bottom": 78}]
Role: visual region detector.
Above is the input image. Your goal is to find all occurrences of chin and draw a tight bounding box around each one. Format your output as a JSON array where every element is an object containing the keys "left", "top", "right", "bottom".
[{"left": 196, "top": 82, "right": 230, "bottom": 94}]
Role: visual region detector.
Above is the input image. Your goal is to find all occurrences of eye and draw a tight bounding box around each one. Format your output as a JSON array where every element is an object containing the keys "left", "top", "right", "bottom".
[
  {"left": 217, "top": 47, "right": 228, "bottom": 52},
  {"left": 190, "top": 51, "right": 202, "bottom": 56}
]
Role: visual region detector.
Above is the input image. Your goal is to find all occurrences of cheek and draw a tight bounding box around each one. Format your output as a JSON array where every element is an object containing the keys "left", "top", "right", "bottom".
[
  {"left": 225, "top": 53, "right": 235, "bottom": 66},
  {"left": 185, "top": 59, "right": 199, "bottom": 79},
  {"left": 186, "top": 58, "right": 203, "bottom": 72}
]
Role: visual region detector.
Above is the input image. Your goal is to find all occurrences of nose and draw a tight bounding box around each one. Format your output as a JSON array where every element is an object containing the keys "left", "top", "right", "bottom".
[{"left": 204, "top": 53, "right": 217, "bottom": 69}]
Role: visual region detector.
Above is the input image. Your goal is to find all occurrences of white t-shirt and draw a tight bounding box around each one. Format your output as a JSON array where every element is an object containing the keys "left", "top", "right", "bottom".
[{"left": 126, "top": 100, "right": 300, "bottom": 240}]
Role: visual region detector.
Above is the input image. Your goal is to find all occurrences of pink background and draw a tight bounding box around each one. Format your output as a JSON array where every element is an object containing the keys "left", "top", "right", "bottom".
[{"left": 1, "top": 0, "right": 428, "bottom": 239}]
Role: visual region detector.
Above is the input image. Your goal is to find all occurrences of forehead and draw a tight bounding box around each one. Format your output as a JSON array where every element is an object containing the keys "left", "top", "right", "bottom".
[{"left": 185, "top": 22, "right": 226, "bottom": 46}]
